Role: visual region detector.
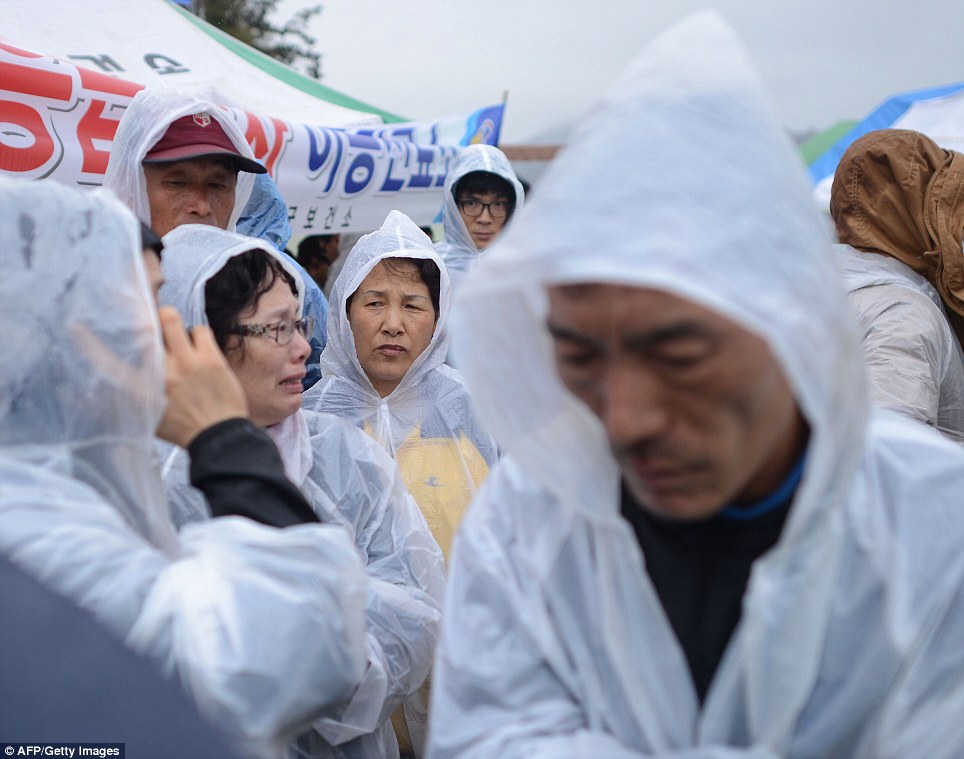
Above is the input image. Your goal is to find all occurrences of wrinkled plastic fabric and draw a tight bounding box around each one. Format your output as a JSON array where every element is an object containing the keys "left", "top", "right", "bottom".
[
  {"left": 833, "top": 244, "right": 964, "bottom": 442},
  {"left": 435, "top": 145, "right": 525, "bottom": 293},
  {"left": 0, "top": 177, "right": 369, "bottom": 759},
  {"left": 237, "top": 173, "right": 330, "bottom": 359},
  {"left": 237, "top": 173, "right": 294, "bottom": 252},
  {"left": 304, "top": 210, "right": 499, "bottom": 563},
  {"left": 429, "top": 13, "right": 964, "bottom": 759},
  {"left": 103, "top": 87, "right": 257, "bottom": 233},
  {"left": 157, "top": 223, "right": 445, "bottom": 758}
]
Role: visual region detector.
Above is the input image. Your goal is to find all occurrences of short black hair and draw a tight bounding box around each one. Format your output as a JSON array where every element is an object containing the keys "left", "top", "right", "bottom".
[
  {"left": 454, "top": 171, "right": 515, "bottom": 204},
  {"left": 205, "top": 249, "right": 298, "bottom": 359},
  {"left": 139, "top": 222, "right": 163, "bottom": 259},
  {"left": 298, "top": 234, "right": 338, "bottom": 267},
  {"left": 346, "top": 257, "right": 441, "bottom": 319}
]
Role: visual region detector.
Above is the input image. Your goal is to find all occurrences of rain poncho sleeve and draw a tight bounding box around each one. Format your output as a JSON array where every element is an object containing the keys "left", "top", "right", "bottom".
[
  {"left": 186, "top": 417, "right": 321, "bottom": 527},
  {"left": 428, "top": 13, "right": 964, "bottom": 759},
  {"left": 0, "top": 178, "right": 368, "bottom": 759},
  {"left": 161, "top": 411, "right": 445, "bottom": 758},
  {"left": 297, "top": 411, "right": 444, "bottom": 756},
  {"left": 156, "top": 223, "right": 445, "bottom": 759},
  {"left": 435, "top": 144, "right": 525, "bottom": 292},
  {"left": 305, "top": 210, "right": 498, "bottom": 564}
]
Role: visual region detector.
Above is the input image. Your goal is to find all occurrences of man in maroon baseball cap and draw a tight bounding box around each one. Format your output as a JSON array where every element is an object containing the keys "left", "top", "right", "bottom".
[
  {"left": 143, "top": 113, "right": 267, "bottom": 176},
  {"left": 140, "top": 112, "right": 267, "bottom": 237}
]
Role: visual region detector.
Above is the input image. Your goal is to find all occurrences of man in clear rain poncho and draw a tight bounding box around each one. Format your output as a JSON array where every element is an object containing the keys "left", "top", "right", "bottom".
[
  {"left": 0, "top": 177, "right": 369, "bottom": 759},
  {"left": 427, "top": 13, "right": 964, "bottom": 759},
  {"left": 156, "top": 223, "right": 445, "bottom": 759},
  {"left": 304, "top": 210, "right": 498, "bottom": 565},
  {"left": 435, "top": 144, "right": 525, "bottom": 294},
  {"left": 103, "top": 86, "right": 330, "bottom": 378},
  {"left": 829, "top": 128, "right": 964, "bottom": 442}
]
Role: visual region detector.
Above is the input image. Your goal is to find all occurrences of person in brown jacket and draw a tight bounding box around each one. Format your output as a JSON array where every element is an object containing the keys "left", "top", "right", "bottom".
[{"left": 830, "top": 128, "right": 964, "bottom": 441}]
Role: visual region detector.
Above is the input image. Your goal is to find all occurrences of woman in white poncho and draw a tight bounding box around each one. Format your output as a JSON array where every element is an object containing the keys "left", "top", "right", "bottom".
[
  {"left": 303, "top": 211, "right": 498, "bottom": 564},
  {"left": 157, "top": 223, "right": 444, "bottom": 759},
  {"left": 0, "top": 177, "right": 369, "bottom": 759}
]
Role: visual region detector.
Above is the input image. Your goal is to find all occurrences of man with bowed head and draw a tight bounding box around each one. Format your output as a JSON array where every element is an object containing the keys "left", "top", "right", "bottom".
[{"left": 428, "top": 12, "right": 964, "bottom": 759}]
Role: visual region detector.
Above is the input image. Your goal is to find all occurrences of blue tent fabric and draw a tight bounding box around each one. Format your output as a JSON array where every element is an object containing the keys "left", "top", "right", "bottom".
[{"left": 809, "top": 82, "right": 964, "bottom": 185}]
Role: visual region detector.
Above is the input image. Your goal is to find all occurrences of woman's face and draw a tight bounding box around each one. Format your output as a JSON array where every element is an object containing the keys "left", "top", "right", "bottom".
[
  {"left": 347, "top": 259, "right": 437, "bottom": 397},
  {"left": 225, "top": 276, "right": 310, "bottom": 427}
]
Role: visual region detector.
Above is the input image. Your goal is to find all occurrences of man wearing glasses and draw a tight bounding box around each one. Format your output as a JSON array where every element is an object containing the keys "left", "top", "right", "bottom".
[{"left": 436, "top": 144, "right": 526, "bottom": 293}]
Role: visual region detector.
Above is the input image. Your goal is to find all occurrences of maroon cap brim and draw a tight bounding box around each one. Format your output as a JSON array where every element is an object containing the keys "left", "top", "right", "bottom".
[{"left": 142, "top": 145, "right": 267, "bottom": 175}]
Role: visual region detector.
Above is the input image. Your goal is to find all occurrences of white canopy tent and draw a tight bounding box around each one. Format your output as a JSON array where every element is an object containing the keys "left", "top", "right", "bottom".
[
  {"left": 1, "top": 0, "right": 505, "bottom": 231},
  {"left": 810, "top": 82, "right": 964, "bottom": 209}
]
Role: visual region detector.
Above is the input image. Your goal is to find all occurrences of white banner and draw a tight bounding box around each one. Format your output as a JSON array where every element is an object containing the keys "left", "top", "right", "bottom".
[{"left": 0, "top": 39, "right": 504, "bottom": 233}]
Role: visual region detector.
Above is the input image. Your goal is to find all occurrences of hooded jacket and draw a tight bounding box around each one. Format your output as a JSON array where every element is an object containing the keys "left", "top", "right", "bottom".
[
  {"left": 157, "top": 224, "right": 445, "bottom": 759},
  {"left": 0, "top": 177, "right": 368, "bottom": 759},
  {"left": 435, "top": 144, "right": 525, "bottom": 293},
  {"left": 829, "top": 129, "right": 964, "bottom": 440},
  {"left": 304, "top": 211, "right": 498, "bottom": 564},
  {"left": 428, "top": 13, "right": 964, "bottom": 759},
  {"left": 831, "top": 128, "right": 964, "bottom": 340}
]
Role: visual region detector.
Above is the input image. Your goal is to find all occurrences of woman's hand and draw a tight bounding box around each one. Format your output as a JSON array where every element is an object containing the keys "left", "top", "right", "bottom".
[{"left": 156, "top": 306, "right": 249, "bottom": 447}]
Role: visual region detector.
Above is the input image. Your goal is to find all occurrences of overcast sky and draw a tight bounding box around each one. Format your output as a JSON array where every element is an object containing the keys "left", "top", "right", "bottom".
[{"left": 280, "top": 0, "right": 964, "bottom": 144}]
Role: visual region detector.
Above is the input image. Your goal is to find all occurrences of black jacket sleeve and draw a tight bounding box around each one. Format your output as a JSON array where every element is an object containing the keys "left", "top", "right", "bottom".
[{"left": 187, "top": 418, "right": 320, "bottom": 527}]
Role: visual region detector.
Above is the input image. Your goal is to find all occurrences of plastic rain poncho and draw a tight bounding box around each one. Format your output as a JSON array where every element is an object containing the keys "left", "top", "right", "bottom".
[
  {"left": 303, "top": 211, "right": 498, "bottom": 564},
  {"left": 832, "top": 244, "right": 964, "bottom": 442},
  {"left": 156, "top": 224, "right": 445, "bottom": 759},
  {"left": 104, "top": 87, "right": 256, "bottom": 233},
  {"left": 435, "top": 144, "right": 525, "bottom": 293},
  {"left": 428, "top": 13, "right": 964, "bottom": 759},
  {"left": 0, "top": 177, "right": 368, "bottom": 759}
]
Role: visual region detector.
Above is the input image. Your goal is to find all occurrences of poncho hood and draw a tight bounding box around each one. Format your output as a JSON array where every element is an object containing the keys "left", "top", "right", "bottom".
[
  {"left": 0, "top": 176, "right": 178, "bottom": 554},
  {"left": 438, "top": 144, "right": 526, "bottom": 267},
  {"left": 319, "top": 210, "right": 450, "bottom": 400},
  {"left": 830, "top": 128, "right": 964, "bottom": 339},
  {"left": 104, "top": 87, "right": 258, "bottom": 233},
  {"left": 157, "top": 224, "right": 305, "bottom": 330},
  {"left": 450, "top": 13, "right": 867, "bottom": 530}
]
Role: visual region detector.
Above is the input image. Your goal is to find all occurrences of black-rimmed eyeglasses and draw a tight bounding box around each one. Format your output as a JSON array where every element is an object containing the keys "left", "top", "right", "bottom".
[
  {"left": 228, "top": 317, "right": 314, "bottom": 346},
  {"left": 457, "top": 198, "right": 512, "bottom": 218}
]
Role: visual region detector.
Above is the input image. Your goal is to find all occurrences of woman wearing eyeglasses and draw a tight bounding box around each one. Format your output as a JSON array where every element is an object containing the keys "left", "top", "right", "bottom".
[
  {"left": 157, "top": 224, "right": 445, "bottom": 759},
  {"left": 435, "top": 144, "right": 526, "bottom": 294}
]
